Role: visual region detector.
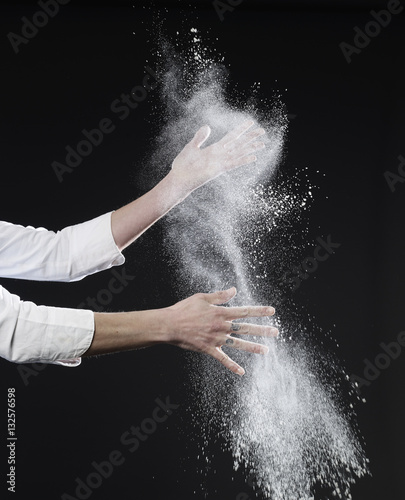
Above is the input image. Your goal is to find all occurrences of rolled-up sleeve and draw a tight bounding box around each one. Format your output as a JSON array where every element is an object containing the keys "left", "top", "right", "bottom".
[
  {"left": 0, "top": 211, "right": 126, "bottom": 366},
  {"left": 0, "top": 211, "right": 125, "bottom": 282},
  {"left": 0, "top": 285, "right": 94, "bottom": 366}
]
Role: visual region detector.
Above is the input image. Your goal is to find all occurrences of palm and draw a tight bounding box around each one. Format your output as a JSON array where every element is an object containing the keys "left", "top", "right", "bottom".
[{"left": 171, "top": 120, "right": 265, "bottom": 190}]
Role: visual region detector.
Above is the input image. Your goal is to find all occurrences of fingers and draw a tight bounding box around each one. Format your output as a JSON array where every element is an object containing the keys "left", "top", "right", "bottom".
[
  {"left": 208, "top": 346, "right": 245, "bottom": 376},
  {"left": 225, "top": 154, "right": 257, "bottom": 170},
  {"left": 223, "top": 336, "right": 270, "bottom": 355},
  {"left": 219, "top": 119, "right": 255, "bottom": 146},
  {"left": 186, "top": 288, "right": 278, "bottom": 377},
  {"left": 222, "top": 141, "right": 265, "bottom": 172},
  {"left": 220, "top": 305, "right": 275, "bottom": 320},
  {"left": 191, "top": 125, "right": 211, "bottom": 149},
  {"left": 207, "top": 334, "right": 273, "bottom": 376},
  {"left": 204, "top": 287, "right": 237, "bottom": 305},
  {"left": 202, "top": 289, "right": 276, "bottom": 323},
  {"left": 226, "top": 140, "right": 265, "bottom": 158},
  {"left": 243, "top": 127, "right": 266, "bottom": 144},
  {"left": 224, "top": 141, "right": 265, "bottom": 167},
  {"left": 223, "top": 127, "right": 266, "bottom": 151},
  {"left": 226, "top": 322, "right": 279, "bottom": 337}
]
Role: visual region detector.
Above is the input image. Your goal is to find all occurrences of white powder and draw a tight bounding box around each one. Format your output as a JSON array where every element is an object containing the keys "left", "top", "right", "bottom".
[{"left": 144, "top": 30, "right": 369, "bottom": 499}]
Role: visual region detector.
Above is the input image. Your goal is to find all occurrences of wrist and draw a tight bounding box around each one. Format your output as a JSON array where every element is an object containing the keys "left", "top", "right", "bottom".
[
  {"left": 129, "top": 308, "right": 173, "bottom": 345},
  {"left": 163, "top": 168, "right": 198, "bottom": 200},
  {"left": 154, "top": 307, "right": 177, "bottom": 345}
]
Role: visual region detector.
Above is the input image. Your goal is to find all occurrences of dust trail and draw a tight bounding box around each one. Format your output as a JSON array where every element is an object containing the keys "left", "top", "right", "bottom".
[{"left": 143, "top": 30, "right": 369, "bottom": 499}]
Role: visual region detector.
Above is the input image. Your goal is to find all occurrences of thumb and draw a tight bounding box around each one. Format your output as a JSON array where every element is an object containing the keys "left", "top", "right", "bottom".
[
  {"left": 207, "top": 287, "right": 237, "bottom": 305},
  {"left": 190, "top": 125, "right": 211, "bottom": 149}
]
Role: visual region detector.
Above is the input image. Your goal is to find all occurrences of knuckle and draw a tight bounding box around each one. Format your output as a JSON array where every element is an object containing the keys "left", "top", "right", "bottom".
[
  {"left": 218, "top": 353, "right": 229, "bottom": 364},
  {"left": 252, "top": 343, "right": 262, "bottom": 353},
  {"left": 211, "top": 306, "right": 223, "bottom": 319},
  {"left": 209, "top": 320, "right": 223, "bottom": 333}
]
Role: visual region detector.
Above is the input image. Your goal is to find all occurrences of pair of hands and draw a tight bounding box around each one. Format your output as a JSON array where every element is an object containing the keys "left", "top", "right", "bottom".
[{"left": 168, "top": 121, "right": 276, "bottom": 375}]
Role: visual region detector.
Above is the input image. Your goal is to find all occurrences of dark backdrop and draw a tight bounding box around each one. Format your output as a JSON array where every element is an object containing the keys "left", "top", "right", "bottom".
[{"left": 1, "top": 1, "right": 404, "bottom": 499}]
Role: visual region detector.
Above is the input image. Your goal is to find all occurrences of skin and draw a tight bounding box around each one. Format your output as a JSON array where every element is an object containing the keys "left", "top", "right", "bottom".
[{"left": 84, "top": 120, "right": 278, "bottom": 376}]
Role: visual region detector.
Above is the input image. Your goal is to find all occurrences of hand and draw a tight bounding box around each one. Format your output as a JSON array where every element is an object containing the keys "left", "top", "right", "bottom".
[
  {"left": 170, "top": 120, "right": 266, "bottom": 193},
  {"left": 165, "top": 287, "right": 278, "bottom": 376}
]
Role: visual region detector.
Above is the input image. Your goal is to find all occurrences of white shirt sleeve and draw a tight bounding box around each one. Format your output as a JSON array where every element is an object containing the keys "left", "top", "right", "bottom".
[
  {"left": 0, "top": 211, "right": 126, "bottom": 366},
  {"left": 0, "top": 285, "right": 95, "bottom": 366},
  {"left": 0, "top": 211, "right": 125, "bottom": 282}
]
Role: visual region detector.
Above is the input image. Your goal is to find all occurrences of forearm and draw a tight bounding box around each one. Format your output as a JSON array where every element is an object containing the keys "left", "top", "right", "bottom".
[
  {"left": 110, "top": 121, "right": 264, "bottom": 252},
  {"left": 80, "top": 288, "right": 277, "bottom": 376},
  {"left": 111, "top": 170, "right": 190, "bottom": 251},
  {"left": 84, "top": 309, "right": 170, "bottom": 356},
  {"left": 0, "top": 213, "right": 123, "bottom": 282}
]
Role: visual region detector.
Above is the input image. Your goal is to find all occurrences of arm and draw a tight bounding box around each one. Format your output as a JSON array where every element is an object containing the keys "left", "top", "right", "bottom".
[
  {"left": 0, "top": 284, "right": 94, "bottom": 366},
  {"left": 0, "top": 284, "right": 277, "bottom": 374},
  {"left": 86, "top": 287, "right": 278, "bottom": 376},
  {"left": 0, "top": 212, "right": 123, "bottom": 282},
  {"left": 111, "top": 121, "right": 265, "bottom": 251},
  {"left": 0, "top": 122, "right": 262, "bottom": 280},
  {"left": 0, "top": 122, "right": 268, "bottom": 371},
  {"left": 91, "top": 122, "right": 271, "bottom": 374}
]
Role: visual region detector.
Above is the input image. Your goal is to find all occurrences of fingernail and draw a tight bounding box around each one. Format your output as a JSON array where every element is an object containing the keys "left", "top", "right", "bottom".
[
  {"left": 263, "top": 346, "right": 269, "bottom": 355},
  {"left": 268, "top": 307, "right": 275, "bottom": 315},
  {"left": 271, "top": 328, "right": 279, "bottom": 336},
  {"left": 237, "top": 367, "right": 245, "bottom": 376}
]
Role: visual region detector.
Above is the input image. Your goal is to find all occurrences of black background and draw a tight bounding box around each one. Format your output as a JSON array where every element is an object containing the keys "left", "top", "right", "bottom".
[{"left": 1, "top": 1, "right": 405, "bottom": 499}]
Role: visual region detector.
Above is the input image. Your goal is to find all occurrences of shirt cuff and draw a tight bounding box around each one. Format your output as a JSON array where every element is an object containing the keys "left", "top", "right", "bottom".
[
  {"left": 66, "top": 211, "right": 125, "bottom": 281},
  {"left": 40, "top": 307, "right": 95, "bottom": 366},
  {"left": 0, "top": 287, "right": 96, "bottom": 366},
  {"left": 46, "top": 309, "right": 95, "bottom": 367}
]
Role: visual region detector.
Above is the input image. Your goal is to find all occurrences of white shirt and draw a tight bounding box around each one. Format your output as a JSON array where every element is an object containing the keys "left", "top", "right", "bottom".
[{"left": 0, "top": 211, "right": 125, "bottom": 366}]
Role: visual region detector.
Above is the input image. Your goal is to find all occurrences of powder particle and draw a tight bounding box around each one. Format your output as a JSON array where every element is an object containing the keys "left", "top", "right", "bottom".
[{"left": 142, "top": 29, "right": 369, "bottom": 499}]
